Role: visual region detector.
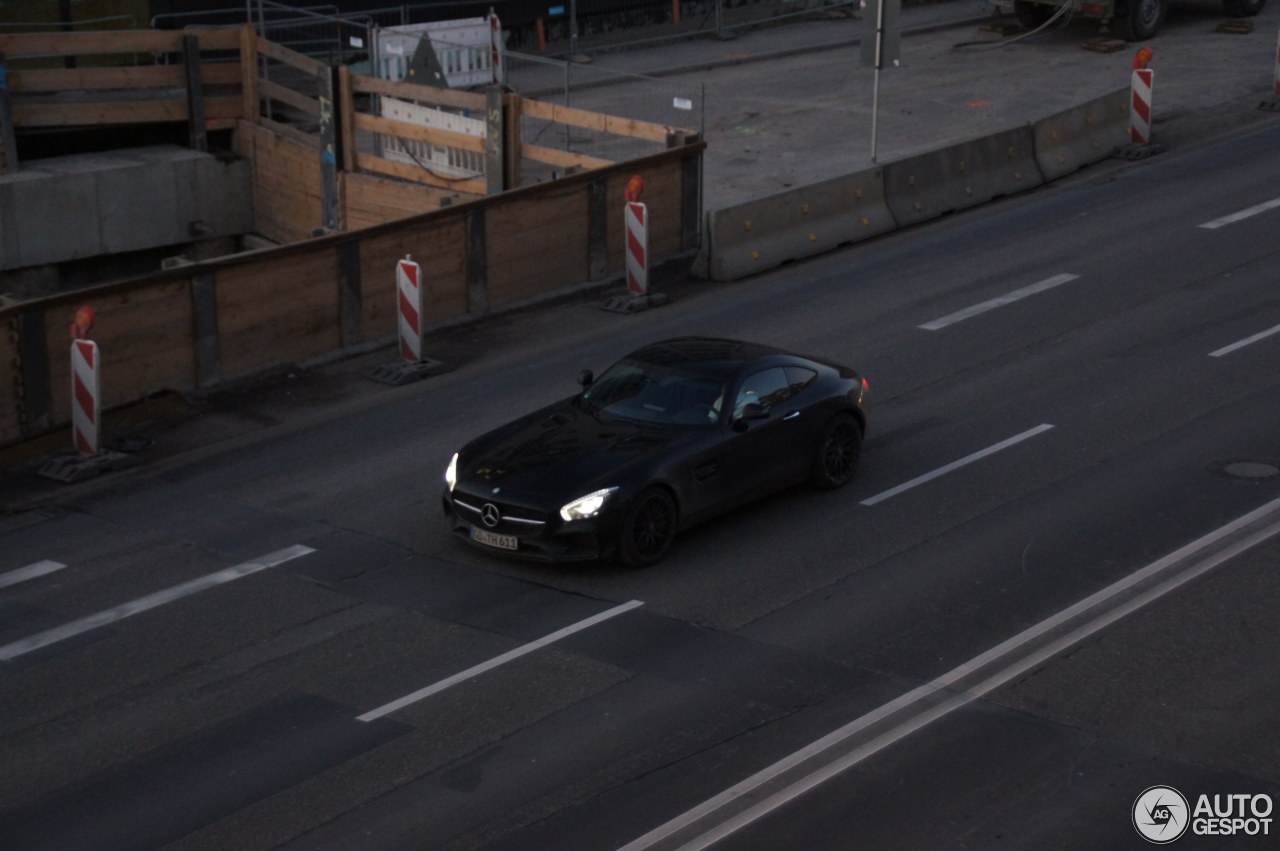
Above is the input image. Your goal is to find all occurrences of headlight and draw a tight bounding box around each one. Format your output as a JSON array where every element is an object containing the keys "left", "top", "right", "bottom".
[
  {"left": 445, "top": 453, "right": 459, "bottom": 492},
  {"left": 560, "top": 487, "right": 619, "bottom": 522}
]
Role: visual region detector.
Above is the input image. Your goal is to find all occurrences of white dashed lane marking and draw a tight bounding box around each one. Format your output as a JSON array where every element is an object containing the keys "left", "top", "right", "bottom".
[
  {"left": 0, "top": 545, "right": 315, "bottom": 661},
  {"left": 0, "top": 560, "right": 67, "bottom": 591}
]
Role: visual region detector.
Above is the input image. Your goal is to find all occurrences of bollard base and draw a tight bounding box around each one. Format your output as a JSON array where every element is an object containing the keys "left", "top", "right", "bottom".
[
  {"left": 39, "top": 450, "right": 141, "bottom": 483},
  {"left": 1259, "top": 97, "right": 1280, "bottom": 113},
  {"left": 601, "top": 292, "right": 670, "bottom": 314},
  {"left": 1111, "top": 142, "right": 1166, "bottom": 160},
  {"left": 368, "top": 358, "right": 445, "bottom": 386}
]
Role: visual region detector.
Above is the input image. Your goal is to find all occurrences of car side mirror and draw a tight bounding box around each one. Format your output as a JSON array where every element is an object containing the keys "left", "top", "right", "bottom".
[
  {"left": 578, "top": 369, "right": 593, "bottom": 388},
  {"left": 733, "top": 401, "right": 768, "bottom": 431}
]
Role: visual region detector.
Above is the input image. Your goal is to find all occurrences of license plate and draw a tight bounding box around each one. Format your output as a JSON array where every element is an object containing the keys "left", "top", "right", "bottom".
[{"left": 470, "top": 526, "right": 518, "bottom": 551}]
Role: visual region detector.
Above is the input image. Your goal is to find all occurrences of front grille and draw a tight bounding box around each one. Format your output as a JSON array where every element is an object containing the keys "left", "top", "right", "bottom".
[{"left": 452, "top": 495, "right": 547, "bottom": 533}]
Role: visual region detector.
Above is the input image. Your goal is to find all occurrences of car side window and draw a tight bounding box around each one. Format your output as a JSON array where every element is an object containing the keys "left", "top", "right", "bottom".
[
  {"left": 733, "top": 367, "right": 791, "bottom": 418},
  {"left": 733, "top": 366, "right": 818, "bottom": 419},
  {"left": 784, "top": 366, "right": 817, "bottom": 393}
]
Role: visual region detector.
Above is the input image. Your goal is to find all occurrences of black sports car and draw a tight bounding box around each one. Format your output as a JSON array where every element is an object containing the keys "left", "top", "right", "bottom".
[{"left": 442, "top": 337, "right": 870, "bottom": 566}]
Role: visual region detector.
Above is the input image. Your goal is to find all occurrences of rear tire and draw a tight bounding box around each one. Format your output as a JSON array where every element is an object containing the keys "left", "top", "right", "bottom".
[
  {"left": 1118, "top": 0, "right": 1164, "bottom": 40},
  {"left": 811, "top": 414, "right": 862, "bottom": 490},
  {"left": 617, "top": 487, "right": 677, "bottom": 568}
]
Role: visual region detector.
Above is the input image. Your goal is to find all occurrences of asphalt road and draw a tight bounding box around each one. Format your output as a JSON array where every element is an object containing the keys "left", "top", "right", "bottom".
[
  {"left": 2, "top": 92, "right": 1279, "bottom": 851},
  {"left": 6, "top": 3, "right": 1280, "bottom": 847}
]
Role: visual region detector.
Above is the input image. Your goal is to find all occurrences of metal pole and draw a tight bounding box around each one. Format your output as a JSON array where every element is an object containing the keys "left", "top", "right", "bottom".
[
  {"left": 257, "top": 0, "right": 272, "bottom": 121},
  {"left": 870, "top": 0, "right": 884, "bottom": 163},
  {"left": 570, "top": 0, "right": 579, "bottom": 58},
  {"left": 870, "top": 66, "right": 880, "bottom": 163}
]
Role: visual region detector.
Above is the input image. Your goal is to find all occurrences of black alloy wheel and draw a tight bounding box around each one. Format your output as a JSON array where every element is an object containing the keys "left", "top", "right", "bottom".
[
  {"left": 811, "top": 413, "right": 862, "bottom": 490},
  {"left": 618, "top": 487, "right": 677, "bottom": 568}
]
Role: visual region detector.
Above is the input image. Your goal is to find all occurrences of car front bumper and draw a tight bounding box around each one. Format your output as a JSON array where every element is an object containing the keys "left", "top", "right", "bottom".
[{"left": 442, "top": 489, "right": 620, "bottom": 563}]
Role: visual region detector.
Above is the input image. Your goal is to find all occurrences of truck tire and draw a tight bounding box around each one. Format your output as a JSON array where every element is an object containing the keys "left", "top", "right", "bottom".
[
  {"left": 1118, "top": 0, "right": 1164, "bottom": 40},
  {"left": 1222, "top": 0, "right": 1265, "bottom": 16}
]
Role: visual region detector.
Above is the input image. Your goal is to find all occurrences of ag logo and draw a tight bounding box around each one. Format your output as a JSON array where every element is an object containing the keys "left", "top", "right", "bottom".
[{"left": 1134, "top": 786, "right": 1190, "bottom": 843}]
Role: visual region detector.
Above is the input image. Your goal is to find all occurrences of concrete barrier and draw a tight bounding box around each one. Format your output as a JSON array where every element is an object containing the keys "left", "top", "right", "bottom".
[
  {"left": 706, "top": 168, "right": 893, "bottom": 281},
  {"left": 1033, "top": 88, "right": 1129, "bottom": 181},
  {"left": 883, "top": 126, "right": 1045, "bottom": 230},
  {"left": 0, "top": 147, "right": 251, "bottom": 270}
]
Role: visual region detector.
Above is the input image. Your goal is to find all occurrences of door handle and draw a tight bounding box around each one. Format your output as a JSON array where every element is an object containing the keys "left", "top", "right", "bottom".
[{"left": 782, "top": 410, "right": 800, "bottom": 421}]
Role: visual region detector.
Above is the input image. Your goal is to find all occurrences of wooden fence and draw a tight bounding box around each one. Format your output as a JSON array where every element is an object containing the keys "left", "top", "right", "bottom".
[{"left": 0, "top": 144, "right": 703, "bottom": 448}]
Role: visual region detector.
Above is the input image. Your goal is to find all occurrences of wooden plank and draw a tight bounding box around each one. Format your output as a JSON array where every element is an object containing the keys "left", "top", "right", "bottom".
[
  {"left": 0, "top": 31, "right": 185, "bottom": 58},
  {"left": 189, "top": 28, "right": 243, "bottom": 51},
  {"left": 0, "top": 314, "right": 21, "bottom": 442},
  {"left": 10, "top": 62, "right": 240, "bottom": 93},
  {"left": 0, "top": 28, "right": 242, "bottom": 60},
  {"left": 485, "top": 190, "right": 590, "bottom": 305},
  {"left": 520, "top": 98, "right": 675, "bottom": 143},
  {"left": 240, "top": 25, "right": 259, "bottom": 122},
  {"left": 215, "top": 248, "right": 342, "bottom": 379},
  {"left": 337, "top": 65, "right": 356, "bottom": 173},
  {"left": 238, "top": 121, "right": 323, "bottom": 245},
  {"left": 256, "top": 37, "right": 324, "bottom": 76},
  {"left": 342, "top": 172, "right": 447, "bottom": 229},
  {"left": 260, "top": 78, "right": 320, "bottom": 117},
  {"left": 522, "top": 143, "right": 612, "bottom": 171},
  {"left": 205, "top": 95, "right": 246, "bottom": 122},
  {"left": 259, "top": 115, "right": 320, "bottom": 149},
  {"left": 350, "top": 73, "right": 485, "bottom": 112},
  {"left": 355, "top": 152, "right": 488, "bottom": 196},
  {"left": 354, "top": 111, "right": 486, "bottom": 154},
  {"left": 12, "top": 99, "right": 186, "bottom": 127}
]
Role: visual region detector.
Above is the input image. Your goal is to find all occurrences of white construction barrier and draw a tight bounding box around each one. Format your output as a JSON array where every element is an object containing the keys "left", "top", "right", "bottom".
[
  {"left": 1130, "top": 67, "right": 1154, "bottom": 145},
  {"left": 71, "top": 338, "right": 100, "bottom": 456},
  {"left": 397, "top": 256, "right": 425, "bottom": 363},
  {"left": 625, "top": 201, "right": 649, "bottom": 296}
]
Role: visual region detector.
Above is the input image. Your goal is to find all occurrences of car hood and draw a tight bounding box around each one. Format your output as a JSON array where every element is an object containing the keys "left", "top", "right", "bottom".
[{"left": 457, "top": 398, "right": 693, "bottom": 501}]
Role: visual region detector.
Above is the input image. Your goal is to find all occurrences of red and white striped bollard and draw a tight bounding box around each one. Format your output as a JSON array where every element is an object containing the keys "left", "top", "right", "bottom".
[
  {"left": 69, "top": 312, "right": 101, "bottom": 456},
  {"left": 1130, "top": 48, "right": 1154, "bottom": 145},
  {"left": 397, "top": 256, "right": 425, "bottom": 364},
  {"left": 625, "top": 201, "right": 649, "bottom": 296}
]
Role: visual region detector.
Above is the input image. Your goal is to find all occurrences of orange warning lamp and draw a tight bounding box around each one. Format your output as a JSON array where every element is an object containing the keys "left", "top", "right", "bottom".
[
  {"left": 1134, "top": 48, "right": 1153, "bottom": 70},
  {"left": 70, "top": 305, "right": 96, "bottom": 340},
  {"left": 625, "top": 175, "right": 645, "bottom": 203}
]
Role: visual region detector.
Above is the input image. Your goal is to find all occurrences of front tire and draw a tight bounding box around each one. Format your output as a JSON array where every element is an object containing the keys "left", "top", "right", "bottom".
[
  {"left": 811, "top": 414, "right": 862, "bottom": 490},
  {"left": 617, "top": 487, "right": 677, "bottom": 567}
]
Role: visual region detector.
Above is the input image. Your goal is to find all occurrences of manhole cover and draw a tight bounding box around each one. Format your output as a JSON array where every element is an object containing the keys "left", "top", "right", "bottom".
[{"left": 1217, "top": 461, "right": 1280, "bottom": 481}]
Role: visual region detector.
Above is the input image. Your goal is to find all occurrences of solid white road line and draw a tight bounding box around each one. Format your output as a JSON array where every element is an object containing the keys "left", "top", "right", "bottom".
[
  {"left": 358, "top": 600, "right": 644, "bottom": 723},
  {"left": 860, "top": 424, "right": 1055, "bottom": 507},
  {"left": 1209, "top": 323, "right": 1280, "bottom": 358},
  {"left": 0, "top": 560, "right": 67, "bottom": 590},
  {"left": 918, "top": 273, "right": 1080, "bottom": 331},
  {"left": 0, "top": 545, "right": 315, "bottom": 661},
  {"left": 1198, "top": 197, "right": 1280, "bottom": 230},
  {"left": 620, "top": 498, "right": 1280, "bottom": 851}
]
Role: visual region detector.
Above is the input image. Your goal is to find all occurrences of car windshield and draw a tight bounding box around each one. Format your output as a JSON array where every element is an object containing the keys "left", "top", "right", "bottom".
[{"left": 582, "top": 359, "right": 726, "bottom": 428}]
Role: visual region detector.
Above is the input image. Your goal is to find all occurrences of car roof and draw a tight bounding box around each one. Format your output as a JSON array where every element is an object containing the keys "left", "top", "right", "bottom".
[{"left": 626, "top": 337, "right": 794, "bottom": 377}]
